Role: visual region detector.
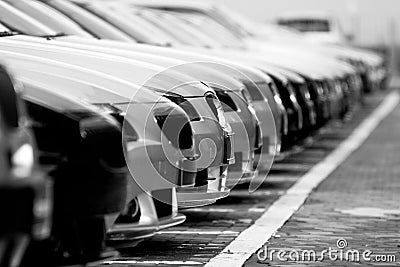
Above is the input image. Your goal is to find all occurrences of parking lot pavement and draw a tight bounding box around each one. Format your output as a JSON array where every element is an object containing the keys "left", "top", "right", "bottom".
[
  {"left": 96, "top": 89, "right": 396, "bottom": 267},
  {"left": 244, "top": 92, "right": 400, "bottom": 266}
]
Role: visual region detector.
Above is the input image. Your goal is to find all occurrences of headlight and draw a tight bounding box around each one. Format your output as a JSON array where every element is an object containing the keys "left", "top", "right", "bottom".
[
  {"left": 92, "top": 103, "right": 138, "bottom": 143},
  {"left": 316, "top": 83, "right": 324, "bottom": 96},
  {"left": 205, "top": 92, "right": 231, "bottom": 132},
  {"left": 247, "top": 103, "right": 258, "bottom": 121},
  {"left": 273, "top": 95, "right": 283, "bottom": 106},
  {"left": 242, "top": 81, "right": 265, "bottom": 101},
  {"left": 11, "top": 143, "right": 34, "bottom": 179},
  {"left": 211, "top": 87, "right": 238, "bottom": 112},
  {"left": 245, "top": 102, "right": 263, "bottom": 149},
  {"left": 79, "top": 115, "right": 127, "bottom": 169},
  {"left": 289, "top": 94, "right": 298, "bottom": 103},
  {"left": 153, "top": 102, "right": 193, "bottom": 150},
  {"left": 270, "top": 82, "right": 284, "bottom": 106},
  {"left": 241, "top": 87, "right": 253, "bottom": 103},
  {"left": 303, "top": 86, "right": 311, "bottom": 100}
]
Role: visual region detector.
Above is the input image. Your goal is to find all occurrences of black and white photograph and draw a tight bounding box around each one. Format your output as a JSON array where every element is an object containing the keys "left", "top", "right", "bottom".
[{"left": 0, "top": 0, "right": 398, "bottom": 266}]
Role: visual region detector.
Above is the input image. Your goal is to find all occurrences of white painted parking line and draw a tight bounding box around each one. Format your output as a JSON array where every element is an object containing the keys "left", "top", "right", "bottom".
[
  {"left": 204, "top": 91, "right": 400, "bottom": 267},
  {"left": 157, "top": 230, "right": 239, "bottom": 235},
  {"left": 265, "top": 175, "right": 300, "bottom": 182},
  {"left": 247, "top": 208, "right": 266, "bottom": 213},
  {"left": 188, "top": 208, "right": 236, "bottom": 212},
  {"left": 230, "top": 190, "right": 285, "bottom": 196},
  {"left": 102, "top": 260, "right": 203, "bottom": 265}
]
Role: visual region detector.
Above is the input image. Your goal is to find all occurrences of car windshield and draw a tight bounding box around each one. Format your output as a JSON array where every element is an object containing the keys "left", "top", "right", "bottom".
[
  {"left": 103, "top": 3, "right": 178, "bottom": 45},
  {"left": 0, "top": 1, "right": 58, "bottom": 36},
  {"left": 278, "top": 19, "right": 331, "bottom": 32},
  {"left": 211, "top": 7, "right": 252, "bottom": 38},
  {"left": 172, "top": 11, "right": 243, "bottom": 47},
  {"left": 43, "top": 0, "right": 134, "bottom": 41},
  {"left": 136, "top": 9, "right": 203, "bottom": 47},
  {"left": 5, "top": 0, "right": 93, "bottom": 38},
  {"left": 78, "top": 3, "right": 170, "bottom": 46},
  {"left": 156, "top": 11, "right": 221, "bottom": 48}
]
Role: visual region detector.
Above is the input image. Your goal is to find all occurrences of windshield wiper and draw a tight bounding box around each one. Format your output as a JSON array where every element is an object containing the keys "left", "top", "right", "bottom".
[
  {"left": 39, "top": 32, "right": 68, "bottom": 38},
  {"left": 0, "top": 31, "right": 19, "bottom": 37}
]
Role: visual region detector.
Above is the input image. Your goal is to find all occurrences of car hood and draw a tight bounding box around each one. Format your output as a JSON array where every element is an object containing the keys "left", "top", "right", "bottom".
[
  {"left": 11, "top": 35, "right": 268, "bottom": 89},
  {"left": 2, "top": 51, "right": 169, "bottom": 105},
  {"left": 2, "top": 36, "right": 211, "bottom": 98},
  {"left": 17, "top": 77, "right": 105, "bottom": 114}
]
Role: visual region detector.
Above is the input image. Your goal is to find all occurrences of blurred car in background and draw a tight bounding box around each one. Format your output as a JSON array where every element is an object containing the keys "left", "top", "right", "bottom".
[{"left": 276, "top": 11, "right": 346, "bottom": 44}]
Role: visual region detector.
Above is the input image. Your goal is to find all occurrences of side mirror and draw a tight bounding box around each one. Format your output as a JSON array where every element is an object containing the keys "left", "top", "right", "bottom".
[{"left": 0, "top": 64, "right": 19, "bottom": 129}]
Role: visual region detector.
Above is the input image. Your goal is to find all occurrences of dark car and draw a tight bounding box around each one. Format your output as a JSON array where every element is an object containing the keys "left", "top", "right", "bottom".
[
  {"left": 0, "top": 63, "right": 49, "bottom": 267},
  {"left": 11, "top": 75, "right": 129, "bottom": 265},
  {"left": 261, "top": 70, "right": 303, "bottom": 148}
]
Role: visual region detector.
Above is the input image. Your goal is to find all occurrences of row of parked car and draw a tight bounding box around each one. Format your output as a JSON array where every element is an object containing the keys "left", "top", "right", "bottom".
[{"left": 0, "top": 0, "right": 390, "bottom": 266}]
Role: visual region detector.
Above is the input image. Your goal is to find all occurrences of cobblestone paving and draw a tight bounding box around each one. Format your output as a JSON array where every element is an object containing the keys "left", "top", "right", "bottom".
[
  {"left": 96, "top": 90, "right": 393, "bottom": 267},
  {"left": 245, "top": 89, "right": 400, "bottom": 266}
]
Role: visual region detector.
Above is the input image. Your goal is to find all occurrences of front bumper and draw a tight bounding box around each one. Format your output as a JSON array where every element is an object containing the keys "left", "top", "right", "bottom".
[
  {"left": 175, "top": 129, "right": 233, "bottom": 209},
  {"left": 177, "top": 187, "right": 230, "bottom": 208},
  {"left": 107, "top": 188, "right": 186, "bottom": 243},
  {"left": 177, "top": 166, "right": 230, "bottom": 208},
  {"left": 125, "top": 140, "right": 197, "bottom": 199}
]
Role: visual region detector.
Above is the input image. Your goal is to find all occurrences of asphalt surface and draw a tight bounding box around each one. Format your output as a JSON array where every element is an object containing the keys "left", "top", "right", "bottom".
[
  {"left": 245, "top": 88, "right": 400, "bottom": 266},
  {"left": 95, "top": 84, "right": 396, "bottom": 267}
]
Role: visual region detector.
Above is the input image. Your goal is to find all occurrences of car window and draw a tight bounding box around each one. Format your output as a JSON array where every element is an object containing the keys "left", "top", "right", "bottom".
[{"left": 278, "top": 19, "right": 331, "bottom": 33}]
